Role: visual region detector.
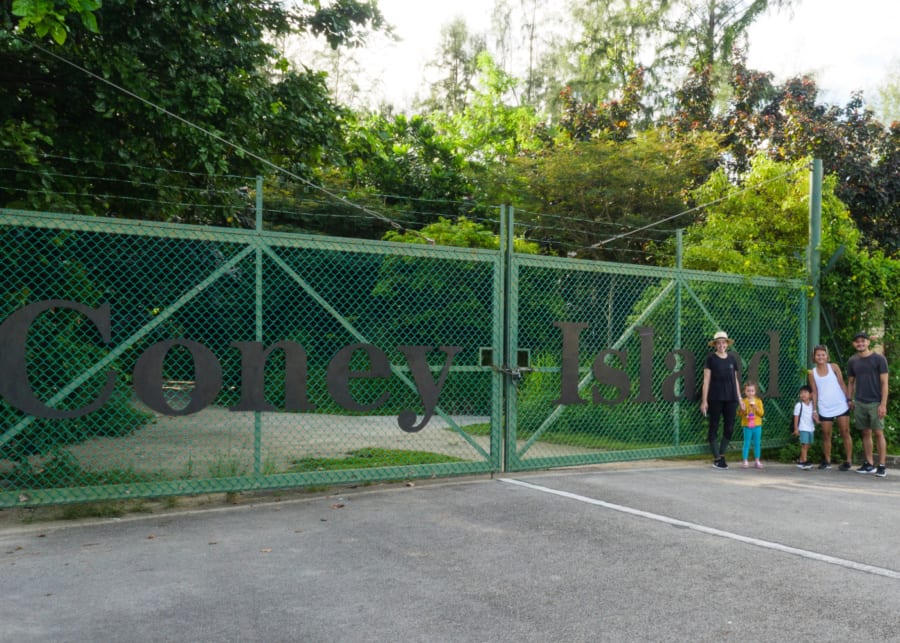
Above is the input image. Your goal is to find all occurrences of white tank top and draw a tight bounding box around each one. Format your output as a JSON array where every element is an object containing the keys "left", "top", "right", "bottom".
[{"left": 812, "top": 364, "right": 849, "bottom": 417}]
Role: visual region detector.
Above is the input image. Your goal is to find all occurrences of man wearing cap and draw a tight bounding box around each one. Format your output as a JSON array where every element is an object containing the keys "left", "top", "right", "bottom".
[
  {"left": 700, "top": 330, "right": 743, "bottom": 469},
  {"left": 846, "top": 332, "right": 889, "bottom": 477}
]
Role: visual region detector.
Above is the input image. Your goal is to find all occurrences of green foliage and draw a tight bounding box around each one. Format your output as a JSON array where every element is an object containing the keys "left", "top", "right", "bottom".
[
  {"left": 556, "top": 67, "right": 646, "bottom": 142},
  {"left": 666, "top": 0, "right": 795, "bottom": 71},
  {"left": 429, "top": 52, "right": 544, "bottom": 164},
  {"left": 421, "top": 16, "right": 487, "bottom": 115},
  {"left": 506, "top": 128, "right": 719, "bottom": 261},
  {"left": 680, "top": 155, "right": 858, "bottom": 278},
  {"left": 671, "top": 55, "right": 900, "bottom": 255},
  {"left": 544, "top": 0, "right": 665, "bottom": 116},
  {"left": 342, "top": 112, "right": 476, "bottom": 228},
  {"left": 11, "top": 0, "right": 100, "bottom": 44},
  {"left": 300, "top": 0, "right": 386, "bottom": 50},
  {"left": 384, "top": 215, "right": 538, "bottom": 254},
  {"left": 0, "top": 0, "right": 386, "bottom": 224},
  {"left": 875, "top": 59, "right": 900, "bottom": 126}
]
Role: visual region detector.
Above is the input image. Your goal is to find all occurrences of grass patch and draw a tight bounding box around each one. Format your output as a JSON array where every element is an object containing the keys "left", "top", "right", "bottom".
[
  {"left": 536, "top": 432, "right": 671, "bottom": 450},
  {"left": 45, "top": 499, "right": 154, "bottom": 521},
  {"left": 9, "top": 449, "right": 163, "bottom": 490},
  {"left": 287, "top": 447, "right": 464, "bottom": 473},
  {"left": 461, "top": 422, "right": 490, "bottom": 435}
]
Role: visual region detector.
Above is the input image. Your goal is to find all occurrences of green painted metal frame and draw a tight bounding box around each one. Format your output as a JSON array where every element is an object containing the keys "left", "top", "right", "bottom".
[
  {"left": 0, "top": 205, "right": 807, "bottom": 505},
  {"left": 0, "top": 208, "right": 504, "bottom": 506}
]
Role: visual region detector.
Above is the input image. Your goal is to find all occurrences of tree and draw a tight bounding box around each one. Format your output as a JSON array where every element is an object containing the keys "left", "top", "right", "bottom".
[
  {"left": 504, "top": 128, "right": 719, "bottom": 262},
  {"left": 566, "top": 0, "right": 669, "bottom": 103},
  {"left": 668, "top": 54, "right": 900, "bottom": 255},
  {"left": 430, "top": 52, "right": 543, "bottom": 164},
  {"left": 666, "top": 0, "right": 795, "bottom": 72},
  {"left": 1, "top": 0, "right": 386, "bottom": 224},
  {"left": 422, "top": 17, "right": 487, "bottom": 115},
  {"left": 680, "top": 155, "right": 857, "bottom": 277},
  {"left": 384, "top": 215, "right": 538, "bottom": 253},
  {"left": 874, "top": 58, "right": 900, "bottom": 126},
  {"left": 342, "top": 111, "right": 476, "bottom": 221},
  {"left": 680, "top": 155, "right": 900, "bottom": 451},
  {"left": 9, "top": 0, "right": 100, "bottom": 44}
]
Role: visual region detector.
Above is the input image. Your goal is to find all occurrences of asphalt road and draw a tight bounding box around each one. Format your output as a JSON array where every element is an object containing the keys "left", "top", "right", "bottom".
[{"left": 2, "top": 461, "right": 899, "bottom": 642}]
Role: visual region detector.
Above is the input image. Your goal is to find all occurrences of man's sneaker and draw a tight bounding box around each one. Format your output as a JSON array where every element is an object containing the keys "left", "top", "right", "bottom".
[
  {"left": 838, "top": 462, "right": 852, "bottom": 472},
  {"left": 797, "top": 461, "right": 812, "bottom": 469},
  {"left": 856, "top": 462, "right": 876, "bottom": 474},
  {"left": 713, "top": 457, "right": 728, "bottom": 470},
  {"left": 875, "top": 465, "right": 887, "bottom": 477},
  {"left": 818, "top": 461, "right": 832, "bottom": 470}
]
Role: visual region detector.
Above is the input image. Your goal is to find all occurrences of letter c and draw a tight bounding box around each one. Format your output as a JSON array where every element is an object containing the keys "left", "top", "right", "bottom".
[{"left": 0, "top": 299, "right": 116, "bottom": 419}]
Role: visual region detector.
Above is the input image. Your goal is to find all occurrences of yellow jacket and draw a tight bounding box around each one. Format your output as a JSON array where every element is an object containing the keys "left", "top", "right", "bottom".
[{"left": 738, "top": 397, "right": 765, "bottom": 428}]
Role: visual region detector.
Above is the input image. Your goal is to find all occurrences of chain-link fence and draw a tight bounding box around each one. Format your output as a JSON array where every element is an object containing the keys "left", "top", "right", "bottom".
[
  {"left": 1, "top": 208, "right": 806, "bottom": 507},
  {"left": 506, "top": 253, "right": 806, "bottom": 470}
]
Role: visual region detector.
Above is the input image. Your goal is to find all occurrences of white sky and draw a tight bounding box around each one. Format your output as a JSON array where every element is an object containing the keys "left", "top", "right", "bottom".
[{"left": 352, "top": 0, "right": 899, "bottom": 110}]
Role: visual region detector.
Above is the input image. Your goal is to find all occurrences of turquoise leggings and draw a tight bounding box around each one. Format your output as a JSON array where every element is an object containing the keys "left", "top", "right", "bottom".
[{"left": 742, "top": 426, "right": 762, "bottom": 460}]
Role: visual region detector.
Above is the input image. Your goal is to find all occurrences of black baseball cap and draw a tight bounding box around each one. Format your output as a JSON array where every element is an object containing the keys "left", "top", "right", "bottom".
[{"left": 853, "top": 332, "right": 869, "bottom": 340}]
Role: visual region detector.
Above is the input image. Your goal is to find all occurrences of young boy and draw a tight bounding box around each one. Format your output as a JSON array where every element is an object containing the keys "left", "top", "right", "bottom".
[{"left": 793, "top": 385, "right": 815, "bottom": 469}]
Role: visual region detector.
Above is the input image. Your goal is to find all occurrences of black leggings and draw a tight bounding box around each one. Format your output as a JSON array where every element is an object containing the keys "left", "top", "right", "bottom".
[{"left": 707, "top": 399, "right": 739, "bottom": 459}]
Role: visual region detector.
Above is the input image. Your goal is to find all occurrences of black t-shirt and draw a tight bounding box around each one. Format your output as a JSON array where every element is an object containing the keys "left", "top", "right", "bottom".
[
  {"left": 704, "top": 352, "right": 741, "bottom": 401},
  {"left": 847, "top": 352, "right": 889, "bottom": 404}
]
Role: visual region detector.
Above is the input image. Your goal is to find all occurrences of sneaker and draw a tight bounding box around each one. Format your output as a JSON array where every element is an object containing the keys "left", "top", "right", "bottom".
[
  {"left": 713, "top": 457, "right": 728, "bottom": 470},
  {"left": 796, "top": 461, "right": 812, "bottom": 469},
  {"left": 838, "top": 462, "right": 852, "bottom": 472},
  {"left": 818, "top": 461, "right": 832, "bottom": 470},
  {"left": 742, "top": 460, "right": 749, "bottom": 468},
  {"left": 875, "top": 465, "right": 887, "bottom": 477},
  {"left": 754, "top": 461, "right": 764, "bottom": 469},
  {"left": 856, "top": 462, "right": 876, "bottom": 474}
]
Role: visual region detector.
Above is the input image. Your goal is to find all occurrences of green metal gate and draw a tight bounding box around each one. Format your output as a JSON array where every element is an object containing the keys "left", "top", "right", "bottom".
[
  {"left": 0, "top": 208, "right": 805, "bottom": 507},
  {"left": 505, "top": 250, "right": 805, "bottom": 471}
]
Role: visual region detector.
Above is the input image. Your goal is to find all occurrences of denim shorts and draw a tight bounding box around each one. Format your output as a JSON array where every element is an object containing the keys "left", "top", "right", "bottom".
[
  {"left": 798, "top": 431, "right": 814, "bottom": 444},
  {"left": 854, "top": 401, "right": 885, "bottom": 430}
]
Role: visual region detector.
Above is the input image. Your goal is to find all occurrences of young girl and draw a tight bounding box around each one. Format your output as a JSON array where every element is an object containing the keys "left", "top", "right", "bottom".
[{"left": 738, "top": 382, "right": 765, "bottom": 468}]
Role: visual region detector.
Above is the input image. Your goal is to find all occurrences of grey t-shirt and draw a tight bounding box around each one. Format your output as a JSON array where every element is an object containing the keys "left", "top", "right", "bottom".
[{"left": 847, "top": 353, "right": 889, "bottom": 404}]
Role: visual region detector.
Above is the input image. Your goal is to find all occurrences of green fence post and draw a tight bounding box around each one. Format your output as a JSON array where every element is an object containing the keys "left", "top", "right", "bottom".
[
  {"left": 808, "top": 160, "right": 822, "bottom": 359},
  {"left": 254, "top": 175, "right": 264, "bottom": 475},
  {"left": 674, "top": 229, "right": 683, "bottom": 446},
  {"left": 502, "top": 205, "right": 516, "bottom": 472}
]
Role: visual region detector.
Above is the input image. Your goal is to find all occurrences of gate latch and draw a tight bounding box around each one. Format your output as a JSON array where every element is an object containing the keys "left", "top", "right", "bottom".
[
  {"left": 493, "top": 364, "right": 532, "bottom": 381},
  {"left": 480, "top": 348, "right": 532, "bottom": 382}
]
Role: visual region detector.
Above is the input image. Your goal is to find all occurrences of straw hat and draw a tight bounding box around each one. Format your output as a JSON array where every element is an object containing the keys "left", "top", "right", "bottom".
[{"left": 708, "top": 330, "right": 735, "bottom": 347}]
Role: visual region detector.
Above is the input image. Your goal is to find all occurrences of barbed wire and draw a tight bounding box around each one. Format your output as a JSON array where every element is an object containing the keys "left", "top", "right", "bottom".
[
  {"left": 0, "top": 147, "right": 255, "bottom": 181},
  {"left": 582, "top": 164, "right": 810, "bottom": 250},
  {"left": 14, "top": 35, "right": 437, "bottom": 243}
]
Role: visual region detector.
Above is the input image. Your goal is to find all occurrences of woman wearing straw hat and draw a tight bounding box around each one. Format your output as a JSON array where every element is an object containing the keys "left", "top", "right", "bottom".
[{"left": 700, "top": 330, "right": 743, "bottom": 469}]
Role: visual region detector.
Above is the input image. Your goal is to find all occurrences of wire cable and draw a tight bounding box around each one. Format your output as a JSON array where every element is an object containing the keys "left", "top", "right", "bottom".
[
  {"left": 15, "top": 34, "right": 436, "bottom": 243},
  {"left": 583, "top": 164, "right": 810, "bottom": 249}
]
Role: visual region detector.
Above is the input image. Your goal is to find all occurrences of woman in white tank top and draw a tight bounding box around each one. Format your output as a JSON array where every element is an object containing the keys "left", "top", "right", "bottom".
[{"left": 808, "top": 345, "right": 853, "bottom": 470}]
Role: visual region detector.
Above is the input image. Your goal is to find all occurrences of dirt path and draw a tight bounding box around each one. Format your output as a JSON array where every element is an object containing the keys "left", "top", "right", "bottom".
[{"left": 63, "top": 407, "right": 594, "bottom": 476}]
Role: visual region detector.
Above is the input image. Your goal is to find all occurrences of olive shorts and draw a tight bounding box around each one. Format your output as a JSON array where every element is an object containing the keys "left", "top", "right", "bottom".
[{"left": 853, "top": 401, "right": 885, "bottom": 430}]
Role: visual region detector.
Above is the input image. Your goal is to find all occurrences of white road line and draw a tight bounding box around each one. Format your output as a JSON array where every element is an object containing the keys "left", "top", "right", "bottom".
[{"left": 499, "top": 477, "right": 900, "bottom": 581}]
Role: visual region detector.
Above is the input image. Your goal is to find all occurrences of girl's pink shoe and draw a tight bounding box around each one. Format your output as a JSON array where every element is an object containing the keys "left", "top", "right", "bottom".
[
  {"left": 742, "top": 461, "right": 749, "bottom": 468},
  {"left": 754, "top": 461, "right": 764, "bottom": 469}
]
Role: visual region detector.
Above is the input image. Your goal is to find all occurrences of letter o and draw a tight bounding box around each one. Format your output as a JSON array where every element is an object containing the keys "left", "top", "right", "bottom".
[{"left": 133, "top": 340, "right": 221, "bottom": 416}]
